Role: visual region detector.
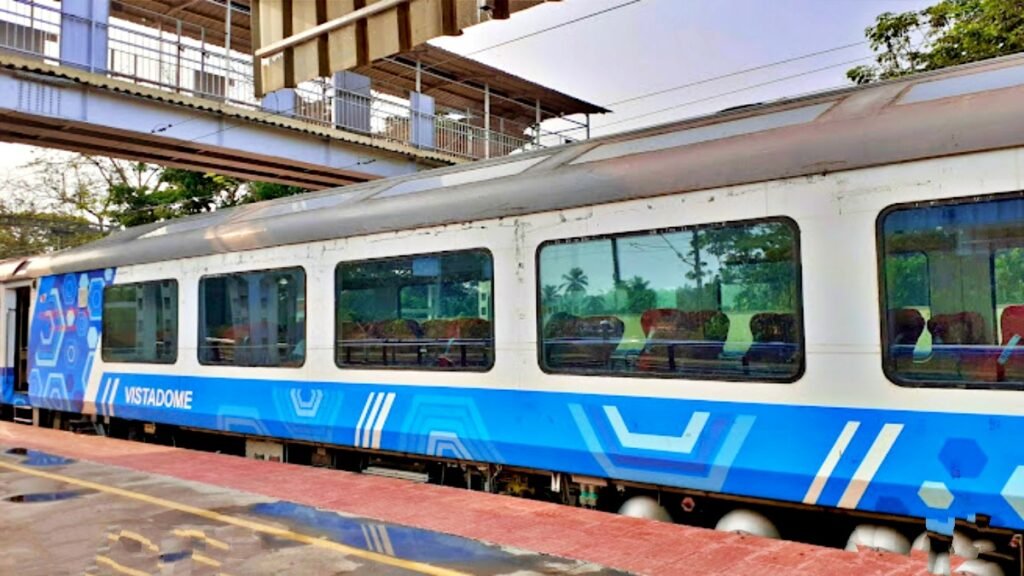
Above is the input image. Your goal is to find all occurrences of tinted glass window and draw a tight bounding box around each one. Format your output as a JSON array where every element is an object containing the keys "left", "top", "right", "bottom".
[
  {"left": 102, "top": 280, "right": 178, "bottom": 364},
  {"left": 336, "top": 250, "right": 493, "bottom": 371},
  {"left": 199, "top": 268, "right": 305, "bottom": 367},
  {"left": 538, "top": 219, "right": 802, "bottom": 381},
  {"left": 881, "top": 195, "right": 1024, "bottom": 387}
]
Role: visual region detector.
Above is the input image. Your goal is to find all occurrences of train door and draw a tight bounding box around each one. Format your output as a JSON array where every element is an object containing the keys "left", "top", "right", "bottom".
[{"left": 3, "top": 284, "right": 32, "bottom": 395}]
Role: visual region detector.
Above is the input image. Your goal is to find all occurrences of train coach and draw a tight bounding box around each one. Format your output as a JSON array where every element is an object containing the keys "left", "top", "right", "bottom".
[{"left": 4, "top": 54, "right": 1024, "bottom": 572}]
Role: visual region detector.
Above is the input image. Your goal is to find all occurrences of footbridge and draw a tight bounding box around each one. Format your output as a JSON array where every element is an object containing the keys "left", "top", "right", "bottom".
[{"left": 0, "top": 0, "right": 604, "bottom": 188}]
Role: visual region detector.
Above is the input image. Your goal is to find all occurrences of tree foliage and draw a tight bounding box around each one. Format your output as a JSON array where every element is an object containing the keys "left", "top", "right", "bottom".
[
  {"left": 1, "top": 150, "right": 311, "bottom": 256},
  {"left": 849, "top": 0, "right": 1024, "bottom": 84}
]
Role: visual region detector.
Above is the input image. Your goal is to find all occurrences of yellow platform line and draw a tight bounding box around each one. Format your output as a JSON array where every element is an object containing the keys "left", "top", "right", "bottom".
[
  {"left": 0, "top": 460, "right": 468, "bottom": 576},
  {"left": 94, "top": 555, "right": 149, "bottom": 576},
  {"left": 191, "top": 551, "right": 222, "bottom": 568},
  {"left": 107, "top": 530, "right": 160, "bottom": 553},
  {"left": 172, "top": 528, "right": 230, "bottom": 551}
]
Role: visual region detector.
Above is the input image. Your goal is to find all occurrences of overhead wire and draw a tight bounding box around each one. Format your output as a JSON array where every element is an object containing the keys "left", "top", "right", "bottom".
[
  {"left": 593, "top": 53, "right": 879, "bottom": 133},
  {"left": 397, "top": 0, "right": 645, "bottom": 81},
  {"left": 603, "top": 40, "right": 866, "bottom": 107}
]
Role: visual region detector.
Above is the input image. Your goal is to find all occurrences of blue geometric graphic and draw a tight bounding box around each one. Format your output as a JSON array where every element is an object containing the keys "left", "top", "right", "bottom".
[
  {"left": 28, "top": 270, "right": 115, "bottom": 412},
  {"left": 939, "top": 438, "right": 988, "bottom": 479}
]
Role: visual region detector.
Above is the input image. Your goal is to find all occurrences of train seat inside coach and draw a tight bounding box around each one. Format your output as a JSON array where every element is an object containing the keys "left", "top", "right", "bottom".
[
  {"left": 999, "top": 305, "right": 1024, "bottom": 381},
  {"left": 887, "top": 308, "right": 927, "bottom": 370},
  {"left": 636, "top": 309, "right": 730, "bottom": 372},
  {"left": 925, "top": 311, "right": 993, "bottom": 381},
  {"left": 542, "top": 312, "right": 625, "bottom": 370},
  {"left": 745, "top": 312, "right": 800, "bottom": 370},
  {"left": 421, "top": 318, "right": 491, "bottom": 368},
  {"left": 338, "top": 317, "right": 492, "bottom": 368}
]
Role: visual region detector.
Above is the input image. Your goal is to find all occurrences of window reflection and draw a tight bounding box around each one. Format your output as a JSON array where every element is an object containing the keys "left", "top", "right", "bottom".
[
  {"left": 881, "top": 196, "right": 1024, "bottom": 386},
  {"left": 538, "top": 219, "right": 802, "bottom": 381},
  {"left": 102, "top": 280, "right": 178, "bottom": 364},
  {"left": 198, "top": 268, "right": 305, "bottom": 367},
  {"left": 335, "top": 250, "right": 494, "bottom": 371}
]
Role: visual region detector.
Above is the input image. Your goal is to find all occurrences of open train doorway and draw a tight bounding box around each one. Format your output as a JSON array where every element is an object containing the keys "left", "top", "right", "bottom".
[{"left": 3, "top": 284, "right": 32, "bottom": 396}]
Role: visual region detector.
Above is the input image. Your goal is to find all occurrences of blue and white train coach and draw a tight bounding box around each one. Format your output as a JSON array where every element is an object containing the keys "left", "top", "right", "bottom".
[{"left": 5, "top": 54, "right": 1024, "bottom": 569}]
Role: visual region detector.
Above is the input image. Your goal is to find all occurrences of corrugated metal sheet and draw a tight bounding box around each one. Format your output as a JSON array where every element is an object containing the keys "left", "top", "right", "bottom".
[{"left": 253, "top": 0, "right": 558, "bottom": 95}]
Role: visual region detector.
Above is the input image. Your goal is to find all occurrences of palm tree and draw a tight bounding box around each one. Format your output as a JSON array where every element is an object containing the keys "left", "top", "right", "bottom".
[
  {"left": 559, "top": 267, "right": 589, "bottom": 297},
  {"left": 541, "top": 284, "right": 562, "bottom": 315}
]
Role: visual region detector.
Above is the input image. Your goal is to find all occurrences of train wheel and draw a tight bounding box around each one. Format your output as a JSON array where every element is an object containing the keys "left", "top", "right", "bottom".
[
  {"left": 617, "top": 495, "right": 672, "bottom": 522},
  {"left": 714, "top": 509, "right": 780, "bottom": 539},
  {"left": 845, "top": 524, "right": 911, "bottom": 554}
]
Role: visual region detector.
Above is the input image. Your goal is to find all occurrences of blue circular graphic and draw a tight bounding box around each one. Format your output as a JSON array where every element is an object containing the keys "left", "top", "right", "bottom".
[
  {"left": 88, "top": 281, "right": 103, "bottom": 311},
  {"left": 62, "top": 275, "right": 77, "bottom": 305}
]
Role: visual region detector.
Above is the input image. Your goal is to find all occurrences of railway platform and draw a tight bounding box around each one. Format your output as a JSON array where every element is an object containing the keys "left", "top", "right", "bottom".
[{"left": 0, "top": 422, "right": 956, "bottom": 575}]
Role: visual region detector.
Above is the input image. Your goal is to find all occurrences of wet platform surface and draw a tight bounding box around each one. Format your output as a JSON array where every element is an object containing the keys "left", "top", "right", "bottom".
[
  {"left": 0, "top": 422, "right": 942, "bottom": 575},
  {"left": 0, "top": 446, "right": 625, "bottom": 575}
]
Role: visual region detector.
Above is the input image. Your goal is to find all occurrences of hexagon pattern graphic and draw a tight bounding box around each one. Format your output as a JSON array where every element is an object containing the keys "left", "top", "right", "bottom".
[
  {"left": 1003, "top": 466, "right": 1024, "bottom": 521},
  {"left": 28, "top": 270, "right": 115, "bottom": 412},
  {"left": 938, "top": 438, "right": 988, "bottom": 479},
  {"left": 918, "top": 480, "right": 954, "bottom": 510}
]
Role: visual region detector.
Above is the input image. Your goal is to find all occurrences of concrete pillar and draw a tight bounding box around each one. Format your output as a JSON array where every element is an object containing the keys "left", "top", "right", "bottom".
[
  {"left": 60, "top": 0, "right": 109, "bottom": 72},
  {"left": 483, "top": 84, "right": 490, "bottom": 159},
  {"left": 333, "top": 71, "right": 372, "bottom": 133},
  {"left": 409, "top": 91, "right": 435, "bottom": 150}
]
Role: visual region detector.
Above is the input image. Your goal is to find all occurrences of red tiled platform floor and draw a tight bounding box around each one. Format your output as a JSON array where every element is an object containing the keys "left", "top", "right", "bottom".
[{"left": 0, "top": 421, "right": 943, "bottom": 575}]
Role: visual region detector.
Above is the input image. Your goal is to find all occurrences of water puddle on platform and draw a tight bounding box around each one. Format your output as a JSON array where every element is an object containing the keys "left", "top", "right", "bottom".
[
  {"left": 5, "top": 490, "right": 91, "bottom": 503},
  {"left": 242, "top": 501, "right": 625, "bottom": 575},
  {"left": 3, "top": 447, "right": 76, "bottom": 467},
  {"left": 158, "top": 550, "right": 192, "bottom": 563}
]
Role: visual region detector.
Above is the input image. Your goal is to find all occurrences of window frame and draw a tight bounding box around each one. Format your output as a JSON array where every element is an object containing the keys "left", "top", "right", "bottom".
[
  {"left": 334, "top": 247, "right": 496, "bottom": 373},
  {"left": 534, "top": 216, "right": 806, "bottom": 383},
  {"left": 101, "top": 279, "right": 180, "bottom": 365},
  {"left": 197, "top": 266, "right": 307, "bottom": 368},
  {"left": 876, "top": 190, "right": 1024, "bottom": 390}
]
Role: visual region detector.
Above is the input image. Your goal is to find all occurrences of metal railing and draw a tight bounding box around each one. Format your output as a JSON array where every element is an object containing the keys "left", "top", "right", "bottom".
[{"left": 0, "top": 0, "right": 562, "bottom": 160}]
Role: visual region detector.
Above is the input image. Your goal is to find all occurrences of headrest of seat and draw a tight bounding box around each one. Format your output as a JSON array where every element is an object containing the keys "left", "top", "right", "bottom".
[{"left": 927, "top": 312, "right": 987, "bottom": 345}]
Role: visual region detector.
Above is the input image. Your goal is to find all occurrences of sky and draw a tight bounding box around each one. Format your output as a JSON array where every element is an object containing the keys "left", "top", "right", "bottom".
[{"left": 0, "top": 0, "right": 933, "bottom": 177}]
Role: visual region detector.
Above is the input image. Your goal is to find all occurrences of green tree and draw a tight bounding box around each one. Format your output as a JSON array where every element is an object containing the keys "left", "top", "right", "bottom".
[
  {"left": 559, "top": 267, "right": 589, "bottom": 297},
  {"left": 848, "top": 0, "right": 1024, "bottom": 84},
  {"left": 620, "top": 276, "right": 657, "bottom": 314},
  {"left": 242, "top": 181, "right": 309, "bottom": 204},
  {"left": 0, "top": 207, "right": 103, "bottom": 259}
]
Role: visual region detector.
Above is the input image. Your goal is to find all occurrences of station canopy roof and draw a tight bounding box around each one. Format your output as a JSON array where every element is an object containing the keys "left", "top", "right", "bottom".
[
  {"left": 355, "top": 44, "right": 609, "bottom": 124},
  {"left": 109, "top": 1, "right": 607, "bottom": 124}
]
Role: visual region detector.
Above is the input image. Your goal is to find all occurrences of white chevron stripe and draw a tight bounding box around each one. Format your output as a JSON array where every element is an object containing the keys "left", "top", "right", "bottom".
[
  {"left": 803, "top": 421, "right": 860, "bottom": 505},
  {"left": 376, "top": 525, "right": 394, "bottom": 556},
  {"left": 107, "top": 378, "right": 121, "bottom": 418},
  {"left": 360, "top": 393, "right": 386, "bottom": 448},
  {"left": 360, "top": 525, "right": 378, "bottom": 553},
  {"left": 604, "top": 406, "right": 709, "bottom": 454},
  {"left": 98, "top": 378, "right": 113, "bottom": 416},
  {"left": 354, "top": 392, "right": 377, "bottom": 447},
  {"left": 837, "top": 423, "right": 904, "bottom": 509},
  {"left": 370, "top": 393, "right": 396, "bottom": 450}
]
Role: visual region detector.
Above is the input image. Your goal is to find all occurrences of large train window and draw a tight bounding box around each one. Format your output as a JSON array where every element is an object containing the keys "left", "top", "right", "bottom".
[
  {"left": 880, "top": 193, "right": 1024, "bottom": 388},
  {"left": 102, "top": 280, "right": 178, "bottom": 364},
  {"left": 335, "top": 249, "right": 494, "bottom": 371},
  {"left": 198, "top": 267, "right": 305, "bottom": 367},
  {"left": 537, "top": 218, "right": 803, "bottom": 382}
]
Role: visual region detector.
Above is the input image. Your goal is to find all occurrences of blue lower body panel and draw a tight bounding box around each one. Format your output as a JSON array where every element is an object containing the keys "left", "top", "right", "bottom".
[{"left": 36, "top": 371, "right": 1024, "bottom": 533}]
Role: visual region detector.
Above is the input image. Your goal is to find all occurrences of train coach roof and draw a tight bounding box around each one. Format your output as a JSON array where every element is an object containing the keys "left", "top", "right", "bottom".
[{"left": 13, "top": 53, "right": 1024, "bottom": 279}]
